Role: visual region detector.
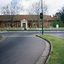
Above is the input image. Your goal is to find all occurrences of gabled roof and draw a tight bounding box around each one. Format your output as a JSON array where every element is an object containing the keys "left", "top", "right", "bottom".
[{"left": 0, "top": 15, "right": 59, "bottom": 21}]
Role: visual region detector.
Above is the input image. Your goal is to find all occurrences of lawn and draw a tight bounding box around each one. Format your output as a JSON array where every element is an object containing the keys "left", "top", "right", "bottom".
[
  {"left": 40, "top": 35, "right": 64, "bottom": 64},
  {"left": 0, "top": 35, "right": 3, "bottom": 39},
  {"left": 0, "top": 27, "right": 64, "bottom": 31}
]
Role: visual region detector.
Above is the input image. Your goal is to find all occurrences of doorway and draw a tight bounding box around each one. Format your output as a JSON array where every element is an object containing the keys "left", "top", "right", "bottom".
[
  {"left": 23, "top": 23, "right": 26, "bottom": 27},
  {"left": 21, "top": 19, "right": 27, "bottom": 29}
]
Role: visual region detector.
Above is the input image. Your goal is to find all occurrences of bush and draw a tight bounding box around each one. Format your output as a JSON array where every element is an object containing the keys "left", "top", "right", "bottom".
[{"left": 51, "top": 20, "right": 64, "bottom": 27}]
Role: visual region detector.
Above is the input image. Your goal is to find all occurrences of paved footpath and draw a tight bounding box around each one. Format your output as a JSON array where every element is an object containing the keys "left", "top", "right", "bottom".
[{"left": 0, "top": 32, "right": 46, "bottom": 64}]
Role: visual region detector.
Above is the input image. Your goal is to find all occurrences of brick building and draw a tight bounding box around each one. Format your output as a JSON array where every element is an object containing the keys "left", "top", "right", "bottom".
[{"left": 0, "top": 15, "right": 59, "bottom": 28}]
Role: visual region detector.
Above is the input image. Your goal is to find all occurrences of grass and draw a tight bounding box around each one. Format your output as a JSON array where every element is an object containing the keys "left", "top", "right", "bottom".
[
  {"left": 40, "top": 35, "right": 64, "bottom": 64},
  {"left": 0, "top": 27, "right": 64, "bottom": 31},
  {"left": 0, "top": 35, "right": 3, "bottom": 39},
  {"left": 44, "top": 27, "right": 64, "bottom": 31}
]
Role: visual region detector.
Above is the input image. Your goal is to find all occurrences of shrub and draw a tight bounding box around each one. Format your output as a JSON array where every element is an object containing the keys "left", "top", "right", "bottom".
[{"left": 51, "top": 20, "right": 64, "bottom": 27}]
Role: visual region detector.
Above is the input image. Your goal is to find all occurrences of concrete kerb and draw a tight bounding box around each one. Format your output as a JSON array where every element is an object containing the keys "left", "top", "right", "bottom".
[
  {"left": 36, "top": 35, "right": 53, "bottom": 64},
  {"left": 0, "top": 36, "right": 6, "bottom": 42}
]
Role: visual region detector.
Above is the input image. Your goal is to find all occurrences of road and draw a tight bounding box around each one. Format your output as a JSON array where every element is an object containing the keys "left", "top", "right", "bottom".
[
  {"left": 0, "top": 32, "right": 46, "bottom": 64},
  {"left": 0, "top": 31, "right": 64, "bottom": 64},
  {"left": 44, "top": 31, "right": 64, "bottom": 39},
  {"left": 0, "top": 31, "right": 64, "bottom": 38}
]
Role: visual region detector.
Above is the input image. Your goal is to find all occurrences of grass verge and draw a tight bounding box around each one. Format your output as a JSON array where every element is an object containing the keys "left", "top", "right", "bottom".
[
  {"left": 40, "top": 35, "right": 64, "bottom": 64},
  {"left": 0, "top": 27, "right": 64, "bottom": 31},
  {"left": 0, "top": 35, "right": 3, "bottom": 39}
]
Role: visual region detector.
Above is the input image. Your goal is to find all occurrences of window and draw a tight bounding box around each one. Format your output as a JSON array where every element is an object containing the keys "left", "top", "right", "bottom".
[
  {"left": 18, "top": 23, "right": 20, "bottom": 27},
  {"left": 47, "top": 21, "right": 49, "bottom": 26},
  {"left": 33, "top": 23, "right": 36, "bottom": 27},
  {"left": 0, "top": 23, "right": 1, "bottom": 25},
  {"left": 28, "top": 23, "right": 30, "bottom": 27}
]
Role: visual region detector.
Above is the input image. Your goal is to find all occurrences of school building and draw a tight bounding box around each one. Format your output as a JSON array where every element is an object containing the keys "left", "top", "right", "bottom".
[{"left": 0, "top": 15, "right": 59, "bottom": 29}]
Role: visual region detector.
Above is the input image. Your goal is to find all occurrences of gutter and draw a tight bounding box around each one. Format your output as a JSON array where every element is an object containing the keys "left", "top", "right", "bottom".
[{"left": 36, "top": 35, "right": 53, "bottom": 64}]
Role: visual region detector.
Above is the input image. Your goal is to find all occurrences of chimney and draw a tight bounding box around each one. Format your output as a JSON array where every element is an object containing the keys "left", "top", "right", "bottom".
[{"left": 53, "top": 15, "right": 54, "bottom": 17}]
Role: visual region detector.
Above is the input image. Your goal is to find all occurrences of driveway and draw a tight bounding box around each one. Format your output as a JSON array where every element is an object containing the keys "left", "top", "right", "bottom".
[{"left": 0, "top": 32, "right": 46, "bottom": 64}]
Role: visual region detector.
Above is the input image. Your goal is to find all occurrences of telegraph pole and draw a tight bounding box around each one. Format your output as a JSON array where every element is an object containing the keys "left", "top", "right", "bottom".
[{"left": 41, "top": 0, "right": 43, "bottom": 35}]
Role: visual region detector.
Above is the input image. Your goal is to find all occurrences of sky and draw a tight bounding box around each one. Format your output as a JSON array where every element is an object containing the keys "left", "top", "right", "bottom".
[{"left": 0, "top": 0, "right": 64, "bottom": 16}]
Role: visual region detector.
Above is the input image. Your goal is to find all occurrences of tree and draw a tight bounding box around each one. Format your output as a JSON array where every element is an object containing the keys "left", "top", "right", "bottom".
[
  {"left": 55, "top": 12, "right": 61, "bottom": 19},
  {"left": 1, "top": 1, "right": 23, "bottom": 15},
  {"left": 28, "top": 1, "right": 47, "bottom": 15},
  {"left": 27, "top": 1, "right": 47, "bottom": 27},
  {"left": 59, "top": 6, "right": 64, "bottom": 24},
  {"left": 1, "top": 5, "right": 10, "bottom": 15},
  {"left": 59, "top": 20, "right": 64, "bottom": 27},
  {"left": 1, "top": 1, "right": 23, "bottom": 27}
]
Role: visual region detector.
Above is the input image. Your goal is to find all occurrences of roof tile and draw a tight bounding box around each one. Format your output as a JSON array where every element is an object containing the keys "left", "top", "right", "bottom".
[{"left": 0, "top": 15, "right": 59, "bottom": 21}]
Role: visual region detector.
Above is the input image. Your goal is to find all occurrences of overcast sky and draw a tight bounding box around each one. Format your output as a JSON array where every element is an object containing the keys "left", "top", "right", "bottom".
[{"left": 0, "top": 0, "right": 64, "bottom": 16}]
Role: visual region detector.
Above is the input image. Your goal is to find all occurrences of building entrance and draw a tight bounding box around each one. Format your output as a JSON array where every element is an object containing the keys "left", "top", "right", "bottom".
[
  {"left": 21, "top": 19, "right": 27, "bottom": 29},
  {"left": 23, "top": 23, "right": 26, "bottom": 27}
]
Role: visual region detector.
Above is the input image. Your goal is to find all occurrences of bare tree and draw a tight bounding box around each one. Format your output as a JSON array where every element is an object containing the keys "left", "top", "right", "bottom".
[
  {"left": 1, "top": 1, "right": 23, "bottom": 27},
  {"left": 1, "top": 1, "right": 23, "bottom": 15},
  {"left": 28, "top": 1, "right": 47, "bottom": 27},
  {"left": 1, "top": 5, "right": 10, "bottom": 15}
]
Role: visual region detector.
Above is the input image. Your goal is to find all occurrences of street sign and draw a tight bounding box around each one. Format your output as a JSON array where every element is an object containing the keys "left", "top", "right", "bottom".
[{"left": 56, "top": 24, "right": 59, "bottom": 28}]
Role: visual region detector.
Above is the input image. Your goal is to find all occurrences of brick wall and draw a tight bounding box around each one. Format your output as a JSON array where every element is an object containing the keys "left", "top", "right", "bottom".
[
  {"left": 0, "top": 22, "right": 5, "bottom": 27},
  {"left": 0, "top": 21, "right": 52, "bottom": 28}
]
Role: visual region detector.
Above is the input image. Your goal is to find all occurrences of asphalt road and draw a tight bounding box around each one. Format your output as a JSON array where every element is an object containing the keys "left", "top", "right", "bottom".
[
  {"left": 0, "top": 32, "right": 46, "bottom": 64},
  {"left": 44, "top": 31, "right": 64, "bottom": 39},
  {"left": 0, "top": 31, "right": 64, "bottom": 64},
  {"left": 0, "top": 31, "right": 39, "bottom": 37}
]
